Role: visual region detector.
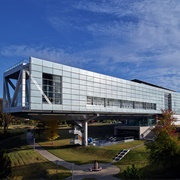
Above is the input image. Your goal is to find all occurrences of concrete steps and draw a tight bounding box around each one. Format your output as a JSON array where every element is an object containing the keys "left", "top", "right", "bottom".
[{"left": 112, "top": 149, "right": 130, "bottom": 163}]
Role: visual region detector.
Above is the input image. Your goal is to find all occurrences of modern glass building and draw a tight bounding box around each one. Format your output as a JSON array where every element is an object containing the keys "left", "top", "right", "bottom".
[{"left": 3, "top": 57, "right": 180, "bottom": 145}]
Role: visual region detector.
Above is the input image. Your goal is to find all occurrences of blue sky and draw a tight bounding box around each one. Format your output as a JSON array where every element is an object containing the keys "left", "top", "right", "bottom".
[{"left": 1, "top": 0, "right": 180, "bottom": 97}]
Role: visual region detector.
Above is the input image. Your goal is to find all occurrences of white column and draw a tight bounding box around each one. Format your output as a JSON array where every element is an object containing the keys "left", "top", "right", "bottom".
[
  {"left": 22, "top": 70, "right": 26, "bottom": 107},
  {"left": 84, "top": 120, "right": 88, "bottom": 146}
]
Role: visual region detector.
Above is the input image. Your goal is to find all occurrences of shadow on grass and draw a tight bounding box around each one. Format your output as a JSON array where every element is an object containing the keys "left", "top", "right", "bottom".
[
  {"left": 114, "top": 162, "right": 180, "bottom": 179},
  {"left": 11, "top": 161, "right": 71, "bottom": 180},
  {"left": 0, "top": 133, "right": 31, "bottom": 153},
  {"left": 142, "top": 163, "right": 180, "bottom": 179},
  {"left": 39, "top": 143, "right": 80, "bottom": 150}
]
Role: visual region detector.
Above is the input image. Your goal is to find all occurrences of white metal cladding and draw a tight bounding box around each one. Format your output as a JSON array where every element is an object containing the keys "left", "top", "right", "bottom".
[{"left": 3, "top": 56, "right": 180, "bottom": 115}]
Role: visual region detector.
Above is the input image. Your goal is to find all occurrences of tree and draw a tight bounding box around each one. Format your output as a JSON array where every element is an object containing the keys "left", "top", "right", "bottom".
[
  {"left": 0, "top": 99, "right": 13, "bottom": 134},
  {"left": 0, "top": 150, "right": 11, "bottom": 179},
  {"left": 155, "top": 109, "right": 177, "bottom": 135},
  {"left": 0, "top": 113, "right": 13, "bottom": 135},
  {"left": 46, "top": 120, "right": 59, "bottom": 144},
  {"left": 146, "top": 110, "right": 180, "bottom": 169}
]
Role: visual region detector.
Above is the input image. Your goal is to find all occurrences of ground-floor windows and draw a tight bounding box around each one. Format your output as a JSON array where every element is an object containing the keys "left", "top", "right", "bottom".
[{"left": 87, "top": 96, "right": 156, "bottom": 110}]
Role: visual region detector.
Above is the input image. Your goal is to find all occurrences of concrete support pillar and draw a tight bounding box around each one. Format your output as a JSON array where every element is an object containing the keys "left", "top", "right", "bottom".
[{"left": 83, "top": 120, "right": 88, "bottom": 146}]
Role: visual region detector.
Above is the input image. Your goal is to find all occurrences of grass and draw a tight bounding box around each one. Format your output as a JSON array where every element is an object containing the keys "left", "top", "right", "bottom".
[
  {"left": 3, "top": 123, "right": 179, "bottom": 179},
  {"left": 0, "top": 128, "right": 26, "bottom": 141},
  {"left": 113, "top": 145, "right": 149, "bottom": 179},
  {"left": 37, "top": 125, "right": 127, "bottom": 164},
  {"left": 40, "top": 139, "right": 145, "bottom": 164},
  {"left": 40, "top": 140, "right": 115, "bottom": 164},
  {"left": 37, "top": 125, "right": 150, "bottom": 179},
  {"left": 1, "top": 123, "right": 150, "bottom": 179},
  {"left": 0, "top": 127, "right": 71, "bottom": 180},
  {"left": 39, "top": 136, "right": 147, "bottom": 179},
  {"left": 9, "top": 149, "right": 71, "bottom": 180}
]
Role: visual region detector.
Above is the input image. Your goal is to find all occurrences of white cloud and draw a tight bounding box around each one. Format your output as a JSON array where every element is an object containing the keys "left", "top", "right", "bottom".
[
  {"left": 0, "top": 44, "right": 105, "bottom": 70},
  {"left": 0, "top": 45, "right": 84, "bottom": 66},
  {"left": 1, "top": 43, "right": 180, "bottom": 92},
  {"left": 46, "top": 0, "right": 180, "bottom": 71},
  {"left": 75, "top": 0, "right": 180, "bottom": 67},
  {"left": 2, "top": 1, "right": 180, "bottom": 91}
]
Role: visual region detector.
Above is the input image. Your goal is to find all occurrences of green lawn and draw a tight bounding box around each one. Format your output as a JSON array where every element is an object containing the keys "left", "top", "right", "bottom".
[
  {"left": 3, "top": 123, "right": 179, "bottom": 179},
  {"left": 113, "top": 145, "right": 149, "bottom": 178},
  {"left": 39, "top": 137, "right": 147, "bottom": 179},
  {"left": 9, "top": 149, "right": 71, "bottom": 180},
  {"left": 44, "top": 141, "right": 146, "bottom": 164},
  {"left": 36, "top": 125, "right": 151, "bottom": 179},
  {"left": 33, "top": 124, "right": 180, "bottom": 179},
  {"left": 40, "top": 139, "right": 116, "bottom": 164},
  {"left": 0, "top": 128, "right": 71, "bottom": 180}
]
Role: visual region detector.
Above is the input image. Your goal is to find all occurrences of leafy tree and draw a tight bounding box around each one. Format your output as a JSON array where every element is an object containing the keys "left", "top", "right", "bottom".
[
  {"left": 124, "top": 164, "right": 144, "bottom": 179},
  {"left": 28, "top": 119, "right": 37, "bottom": 126},
  {"left": 0, "top": 150, "right": 11, "bottom": 179},
  {"left": 0, "top": 113, "right": 13, "bottom": 135},
  {"left": 155, "top": 109, "right": 177, "bottom": 135},
  {"left": 0, "top": 99, "right": 13, "bottom": 134},
  {"left": 46, "top": 120, "right": 59, "bottom": 144},
  {"left": 146, "top": 110, "right": 180, "bottom": 169},
  {"left": 147, "top": 131, "right": 180, "bottom": 168}
]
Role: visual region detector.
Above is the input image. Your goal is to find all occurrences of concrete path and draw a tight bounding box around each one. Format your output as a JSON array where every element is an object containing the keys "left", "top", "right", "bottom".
[{"left": 26, "top": 132, "right": 120, "bottom": 180}]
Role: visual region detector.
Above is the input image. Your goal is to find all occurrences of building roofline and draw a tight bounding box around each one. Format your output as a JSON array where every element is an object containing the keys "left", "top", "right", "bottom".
[{"left": 131, "top": 79, "right": 175, "bottom": 92}]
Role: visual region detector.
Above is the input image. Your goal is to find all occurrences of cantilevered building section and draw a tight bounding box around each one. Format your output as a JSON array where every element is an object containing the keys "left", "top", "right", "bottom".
[{"left": 3, "top": 57, "right": 180, "bottom": 145}]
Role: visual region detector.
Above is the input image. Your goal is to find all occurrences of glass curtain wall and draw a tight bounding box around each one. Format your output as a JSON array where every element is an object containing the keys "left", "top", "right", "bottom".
[
  {"left": 42, "top": 73, "right": 62, "bottom": 104},
  {"left": 87, "top": 96, "right": 156, "bottom": 110}
]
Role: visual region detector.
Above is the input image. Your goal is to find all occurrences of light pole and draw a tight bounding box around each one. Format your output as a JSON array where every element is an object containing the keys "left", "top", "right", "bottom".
[
  {"left": 55, "top": 160, "right": 59, "bottom": 179},
  {"left": 71, "top": 163, "right": 74, "bottom": 180},
  {"left": 33, "top": 138, "right": 35, "bottom": 150}
]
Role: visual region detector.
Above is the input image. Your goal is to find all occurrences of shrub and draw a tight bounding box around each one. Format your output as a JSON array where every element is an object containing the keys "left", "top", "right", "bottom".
[
  {"left": 124, "top": 164, "right": 143, "bottom": 179},
  {"left": 0, "top": 149, "right": 11, "bottom": 179}
]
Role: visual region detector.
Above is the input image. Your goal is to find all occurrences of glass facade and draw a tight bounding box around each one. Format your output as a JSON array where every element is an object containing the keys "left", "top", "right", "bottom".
[
  {"left": 87, "top": 96, "right": 156, "bottom": 110},
  {"left": 42, "top": 73, "right": 62, "bottom": 104}
]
